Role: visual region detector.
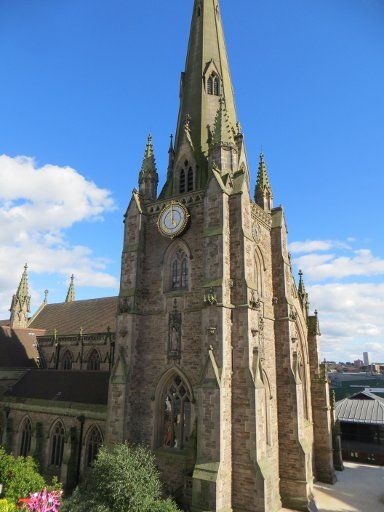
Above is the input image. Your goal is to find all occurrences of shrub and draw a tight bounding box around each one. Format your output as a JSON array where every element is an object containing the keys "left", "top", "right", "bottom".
[
  {"left": 0, "top": 499, "right": 17, "bottom": 512},
  {"left": 0, "top": 448, "right": 46, "bottom": 505},
  {"left": 62, "top": 443, "right": 180, "bottom": 512}
]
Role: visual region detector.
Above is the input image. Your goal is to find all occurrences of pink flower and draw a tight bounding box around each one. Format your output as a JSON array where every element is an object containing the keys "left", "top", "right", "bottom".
[{"left": 19, "top": 488, "right": 62, "bottom": 512}]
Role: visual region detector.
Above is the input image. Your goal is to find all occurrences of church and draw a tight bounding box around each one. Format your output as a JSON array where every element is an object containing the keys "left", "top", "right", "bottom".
[{"left": 0, "top": 1, "right": 338, "bottom": 511}]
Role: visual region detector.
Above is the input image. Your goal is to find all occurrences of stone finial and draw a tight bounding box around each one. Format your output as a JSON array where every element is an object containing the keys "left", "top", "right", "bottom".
[
  {"left": 254, "top": 152, "right": 273, "bottom": 211},
  {"left": 44, "top": 290, "right": 49, "bottom": 303},
  {"left": 9, "top": 263, "right": 31, "bottom": 328},
  {"left": 138, "top": 134, "right": 158, "bottom": 202},
  {"left": 65, "top": 275, "right": 75, "bottom": 303}
]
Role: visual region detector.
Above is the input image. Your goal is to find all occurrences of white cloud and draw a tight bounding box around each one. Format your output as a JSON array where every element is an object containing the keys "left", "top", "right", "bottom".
[
  {"left": 294, "top": 249, "right": 384, "bottom": 281},
  {"left": 289, "top": 239, "right": 350, "bottom": 254},
  {"left": 290, "top": 239, "right": 384, "bottom": 363},
  {"left": 0, "top": 154, "right": 118, "bottom": 318}
]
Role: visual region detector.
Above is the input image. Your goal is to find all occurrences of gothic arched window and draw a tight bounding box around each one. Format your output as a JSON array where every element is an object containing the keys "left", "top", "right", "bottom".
[
  {"left": 214, "top": 76, "right": 220, "bottom": 96},
  {"left": 171, "top": 250, "right": 188, "bottom": 290},
  {"left": 162, "top": 374, "right": 192, "bottom": 450},
  {"left": 61, "top": 350, "right": 73, "bottom": 370},
  {"left": 50, "top": 421, "right": 65, "bottom": 467},
  {"left": 86, "top": 426, "right": 103, "bottom": 468},
  {"left": 87, "top": 350, "right": 101, "bottom": 371},
  {"left": 207, "top": 76, "right": 213, "bottom": 95},
  {"left": 179, "top": 169, "right": 186, "bottom": 194},
  {"left": 19, "top": 418, "right": 32, "bottom": 457},
  {"left": 187, "top": 167, "right": 194, "bottom": 192}
]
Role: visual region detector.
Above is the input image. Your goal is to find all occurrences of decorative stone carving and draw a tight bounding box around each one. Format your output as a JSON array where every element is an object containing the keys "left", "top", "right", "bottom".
[
  {"left": 289, "top": 305, "right": 298, "bottom": 321},
  {"left": 119, "top": 296, "right": 131, "bottom": 314},
  {"left": 168, "top": 299, "right": 182, "bottom": 359},
  {"left": 204, "top": 287, "right": 218, "bottom": 306},
  {"left": 249, "top": 290, "right": 261, "bottom": 311},
  {"left": 207, "top": 327, "right": 217, "bottom": 336}
]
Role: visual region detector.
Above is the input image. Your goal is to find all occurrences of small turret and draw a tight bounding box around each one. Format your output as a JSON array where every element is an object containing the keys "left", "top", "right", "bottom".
[
  {"left": 65, "top": 275, "right": 75, "bottom": 303},
  {"left": 209, "top": 97, "right": 237, "bottom": 174},
  {"left": 255, "top": 152, "right": 273, "bottom": 211},
  {"left": 138, "top": 134, "right": 158, "bottom": 202},
  {"left": 298, "top": 270, "right": 309, "bottom": 317},
  {"left": 9, "top": 264, "right": 31, "bottom": 328}
]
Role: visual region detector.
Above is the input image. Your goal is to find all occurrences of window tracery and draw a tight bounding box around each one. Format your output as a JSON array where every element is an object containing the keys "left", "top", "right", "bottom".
[
  {"left": 19, "top": 417, "right": 32, "bottom": 457},
  {"left": 86, "top": 426, "right": 103, "bottom": 467},
  {"left": 87, "top": 349, "right": 101, "bottom": 371},
  {"left": 207, "top": 73, "right": 221, "bottom": 96},
  {"left": 171, "top": 249, "right": 189, "bottom": 290},
  {"left": 61, "top": 350, "right": 73, "bottom": 370},
  {"left": 179, "top": 160, "right": 194, "bottom": 194},
  {"left": 50, "top": 421, "right": 65, "bottom": 467},
  {"left": 162, "top": 374, "right": 192, "bottom": 450}
]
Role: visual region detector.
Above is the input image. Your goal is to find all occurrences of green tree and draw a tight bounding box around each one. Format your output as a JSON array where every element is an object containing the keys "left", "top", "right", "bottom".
[
  {"left": 0, "top": 448, "right": 45, "bottom": 504},
  {"left": 62, "top": 443, "right": 181, "bottom": 512}
]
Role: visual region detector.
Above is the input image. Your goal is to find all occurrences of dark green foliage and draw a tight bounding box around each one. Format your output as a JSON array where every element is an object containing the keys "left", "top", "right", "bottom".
[
  {"left": 62, "top": 443, "right": 180, "bottom": 512},
  {"left": 0, "top": 447, "right": 45, "bottom": 504}
]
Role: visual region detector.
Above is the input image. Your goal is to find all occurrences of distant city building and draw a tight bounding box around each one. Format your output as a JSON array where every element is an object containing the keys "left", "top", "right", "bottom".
[
  {"left": 363, "top": 352, "right": 371, "bottom": 366},
  {"left": 354, "top": 359, "right": 364, "bottom": 369}
]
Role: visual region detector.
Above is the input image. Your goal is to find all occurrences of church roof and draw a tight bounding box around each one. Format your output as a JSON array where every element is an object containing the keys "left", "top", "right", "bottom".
[
  {"left": 3, "top": 369, "right": 109, "bottom": 405},
  {"left": 0, "top": 326, "right": 41, "bottom": 368},
  {"left": 336, "top": 391, "right": 384, "bottom": 425},
  {"left": 29, "top": 296, "right": 118, "bottom": 335}
]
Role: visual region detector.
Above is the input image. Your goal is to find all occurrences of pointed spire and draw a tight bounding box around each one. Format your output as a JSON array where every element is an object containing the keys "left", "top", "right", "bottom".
[
  {"left": 211, "top": 97, "right": 236, "bottom": 148},
  {"left": 9, "top": 264, "right": 31, "bottom": 328},
  {"left": 139, "top": 134, "right": 158, "bottom": 202},
  {"left": 65, "top": 275, "right": 75, "bottom": 303},
  {"left": 159, "top": 0, "right": 238, "bottom": 196},
  {"left": 255, "top": 152, "right": 273, "bottom": 211},
  {"left": 168, "top": 134, "right": 174, "bottom": 153},
  {"left": 298, "top": 270, "right": 309, "bottom": 317}
]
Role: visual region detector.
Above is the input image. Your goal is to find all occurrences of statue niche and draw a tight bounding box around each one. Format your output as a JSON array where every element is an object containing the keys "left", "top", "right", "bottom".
[{"left": 168, "top": 299, "right": 182, "bottom": 359}]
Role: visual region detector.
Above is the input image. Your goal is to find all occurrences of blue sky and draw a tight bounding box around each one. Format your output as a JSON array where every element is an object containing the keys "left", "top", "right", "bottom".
[{"left": 0, "top": 0, "right": 383, "bottom": 362}]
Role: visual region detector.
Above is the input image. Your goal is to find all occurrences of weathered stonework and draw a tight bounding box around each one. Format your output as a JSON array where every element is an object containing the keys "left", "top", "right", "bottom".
[{"left": 106, "top": 2, "right": 336, "bottom": 511}]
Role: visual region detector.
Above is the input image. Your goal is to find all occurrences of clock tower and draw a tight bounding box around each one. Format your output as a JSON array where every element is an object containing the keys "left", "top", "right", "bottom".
[{"left": 106, "top": 1, "right": 336, "bottom": 511}]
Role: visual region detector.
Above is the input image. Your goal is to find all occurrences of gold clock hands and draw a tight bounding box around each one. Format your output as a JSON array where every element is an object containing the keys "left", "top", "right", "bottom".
[{"left": 170, "top": 204, "right": 176, "bottom": 227}]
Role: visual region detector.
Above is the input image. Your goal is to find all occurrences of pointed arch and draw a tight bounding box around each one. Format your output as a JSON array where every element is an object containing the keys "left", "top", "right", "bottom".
[
  {"left": 19, "top": 416, "right": 32, "bottom": 457},
  {"left": 87, "top": 349, "right": 101, "bottom": 371},
  {"left": 61, "top": 350, "right": 73, "bottom": 370},
  {"left": 213, "top": 75, "right": 220, "bottom": 96},
  {"left": 85, "top": 425, "right": 103, "bottom": 468},
  {"left": 49, "top": 420, "right": 65, "bottom": 467},
  {"left": 254, "top": 245, "right": 266, "bottom": 297},
  {"left": 154, "top": 367, "right": 194, "bottom": 450},
  {"left": 261, "top": 370, "right": 272, "bottom": 446},
  {"left": 207, "top": 75, "right": 213, "bottom": 95},
  {"left": 163, "top": 240, "right": 192, "bottom": 292},
  {"left": 179, "top": 168, "right": 186, "bottom": 194},
  {"left": 187, "top": 166, "right": 194, "bottom": 192}
]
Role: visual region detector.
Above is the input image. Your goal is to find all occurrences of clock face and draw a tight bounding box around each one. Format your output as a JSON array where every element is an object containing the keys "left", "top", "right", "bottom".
[{"left": 158, "top": 202, "right": 190, "bottom": 238}]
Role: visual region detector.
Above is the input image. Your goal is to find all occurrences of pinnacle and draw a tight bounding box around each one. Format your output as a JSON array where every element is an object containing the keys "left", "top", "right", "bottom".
[
  {"left": 298, "top": 269, "right": 306, "bottom": 296},
  {"left": 16, "top": 263, "right": 30, "bottom": 303},
  {"left": 257, "top": 153, "right": 271, "bottom": 191},
  {"left": 140, "top": 134, "right": 157, "bottom": 177},
  {"left": 65, "top": 274, "right": 75, "bottom": 303},
  {"left": 211, "top": 97, "right": 235, "bottom": 148}
]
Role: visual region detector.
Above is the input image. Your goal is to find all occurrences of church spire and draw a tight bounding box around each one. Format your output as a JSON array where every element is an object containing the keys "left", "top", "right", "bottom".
[
  {"left": 9, "top": 264, "right": 31, "bottom": 328},
  {"left": 138, "top": 134, "right": 158, "bottom": 202},
  {"left": 255, "top": 152, "right": 273, "bottom": 211},
  {"left": 65, "top": 275, "right": 75, "bottom": 303},
  {"left": 165, "top": 0, "right": 237, "bottom": 190}
]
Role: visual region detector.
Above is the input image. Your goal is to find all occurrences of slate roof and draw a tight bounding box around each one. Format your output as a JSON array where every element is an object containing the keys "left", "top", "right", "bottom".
[
  {"left": 29, "top": 296, "right": 118, "bottom": 335},
  {"left": 0, "top": 326, "right": 42, "bottom": 368},
  {"left": 3, "top": 369, "right": 109, "bottom": 405},
  {"left": 336, "top": 391, "right": 384, "bottom": 425}
]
